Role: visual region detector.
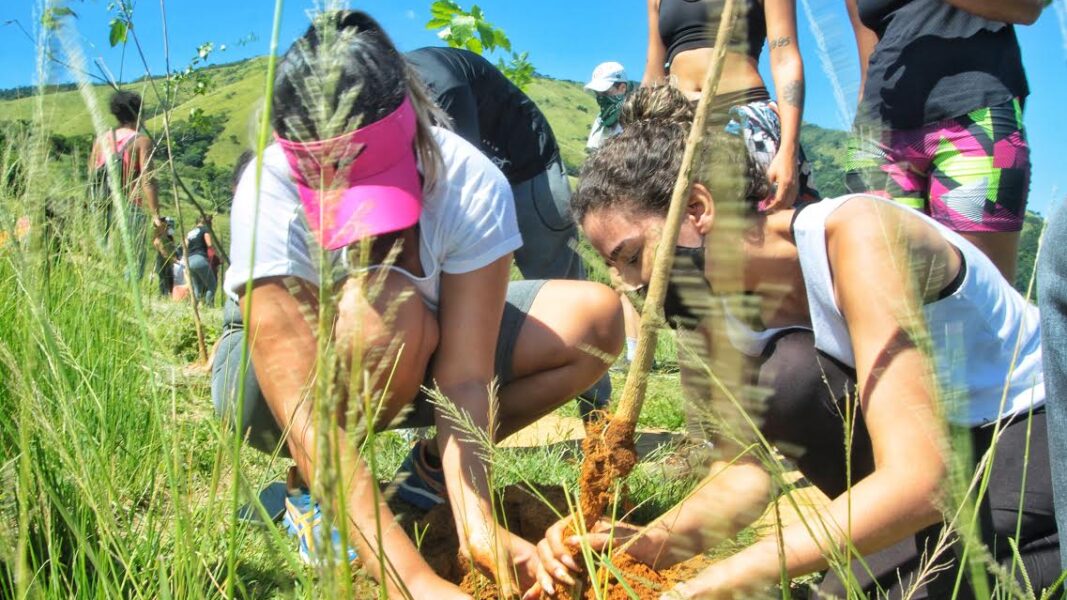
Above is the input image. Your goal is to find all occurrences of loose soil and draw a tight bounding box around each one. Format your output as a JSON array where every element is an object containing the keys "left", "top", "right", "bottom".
[
  {"left": 399, "top": 484, "right": 710, "bottom": 599},
  {"left": 577, "top": 414, "right": 637, "bottom": 528}
]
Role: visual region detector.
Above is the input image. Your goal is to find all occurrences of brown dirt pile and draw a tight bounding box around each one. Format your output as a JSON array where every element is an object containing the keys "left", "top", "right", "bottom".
[
  {"left": 401, "top": 482, "right": 710, "bottom": 599},
  {"left": 578, "top": 415, "right": 637, "bottom": 527},
  {"left": 402, "top": 486, "right": 571, "bottom": 596}
]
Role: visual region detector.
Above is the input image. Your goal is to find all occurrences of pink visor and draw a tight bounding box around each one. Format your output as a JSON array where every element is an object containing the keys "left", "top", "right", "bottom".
[{"left": 276, "top": 97, "right": 421, "bottom": 250}]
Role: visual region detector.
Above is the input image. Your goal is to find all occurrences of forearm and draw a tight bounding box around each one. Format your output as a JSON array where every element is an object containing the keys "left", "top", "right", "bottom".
[
  {"left": 702, "top": 468, "right": 943, "bottom": 592},
  {"left": 338, "top": 429, "right": 436, "bottom": 594},
  {"left": 246, "top": 282, "right": 441, "bottom": 592},
  {"left": 435, "top": 382, "right": 498, "bottom": 551},
  {"left": 770, "top": 55, "right": 804, "bottom": 156},
  {"left": 943, "top": 0, "right": 1043, "bottom": 24},
  {"left": 630, "top": 460, "right": 772, "bottom": 569},
  {"left": 143, "top": 179, "right": 160, "bottom": 219},
  {"left": 845, "top": 0, "right": 877, "bottom": 102},
  {"left": 642, "top": 61, "right": 667, "bottom": 87}
]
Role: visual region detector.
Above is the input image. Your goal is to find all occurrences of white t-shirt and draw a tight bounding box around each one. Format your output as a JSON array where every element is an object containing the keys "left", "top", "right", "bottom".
[{"left": 224, "top": 127, "right": 522, "bottom": 311}]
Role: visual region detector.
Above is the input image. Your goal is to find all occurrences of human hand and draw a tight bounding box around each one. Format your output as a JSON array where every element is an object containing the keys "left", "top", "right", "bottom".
[
  {"left": 465, "top": 528, "right": 540, "bottom": 599},
  {"left": 762, "top": 150, "right": 799, "bottom": 212},
  {"left": 524, "top": 516, "right": 644, "bottom": 598}
]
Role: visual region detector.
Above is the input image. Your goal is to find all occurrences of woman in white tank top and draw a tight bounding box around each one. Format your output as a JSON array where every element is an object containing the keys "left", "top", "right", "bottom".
[{"left": 529, "top": 86, "right": 1057, "bottom": 599}]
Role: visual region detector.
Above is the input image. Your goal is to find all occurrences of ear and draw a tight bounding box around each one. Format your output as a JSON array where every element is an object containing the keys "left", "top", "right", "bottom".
[{"left": 686, "top": 183, "right": 715, "bottom": 235}]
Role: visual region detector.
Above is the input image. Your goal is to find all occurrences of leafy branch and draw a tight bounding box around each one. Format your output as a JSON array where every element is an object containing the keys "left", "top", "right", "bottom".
[{"left": 426, "top": 0, "right": 535, "bottom": 89}]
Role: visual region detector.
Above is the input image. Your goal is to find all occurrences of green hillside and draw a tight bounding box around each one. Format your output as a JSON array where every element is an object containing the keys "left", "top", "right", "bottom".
[
  {"left": 0, "top": 56, "right": 1044, "bottom": 292},
  {"left": 0, "top": 56, "right": 838, "bottom": 178}
]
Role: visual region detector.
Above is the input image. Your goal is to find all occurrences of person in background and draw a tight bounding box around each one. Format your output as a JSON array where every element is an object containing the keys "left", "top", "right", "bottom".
[
  {"left": 88, "top": 90, "right": 161, "bottom": 279},
  {"left": 584, "top": 61, "right": 635, "bottom": 150},
  {"left": 184, "top": 215, "right": 216, "bottom": 306},
  {"left": 845, "top": 0, "right": 1044, "bottom": 282},
  {"left": 152, "top": 216, "right": 178, "bottom": 297},
  {"left": 584, "top": 62, "right": 646, "bottom": 369},
  {"left": 645, "top": 0, "right": 815, "bottom": 210},
  {"left": 406, "top": 46, "right": 613, "bottom": 417}
]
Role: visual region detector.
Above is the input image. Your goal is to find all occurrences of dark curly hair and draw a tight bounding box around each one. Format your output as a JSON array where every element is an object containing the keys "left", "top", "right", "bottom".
[
  {"left": 573, "top": 85, "right": 765, "bottom": 225},
  {"left": 109, "top": 90, "right": 142, "bottom": 125}
]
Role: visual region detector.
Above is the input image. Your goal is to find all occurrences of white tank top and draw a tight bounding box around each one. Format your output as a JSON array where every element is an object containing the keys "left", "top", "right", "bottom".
[{"left": 792, "top": 195, "right": 1044, "bottom": 426}]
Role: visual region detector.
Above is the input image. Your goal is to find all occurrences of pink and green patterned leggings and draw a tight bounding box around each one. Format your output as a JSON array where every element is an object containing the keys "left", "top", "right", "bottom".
[{"left": 845, "top": 99, "right": 1030, "bottom": 233}]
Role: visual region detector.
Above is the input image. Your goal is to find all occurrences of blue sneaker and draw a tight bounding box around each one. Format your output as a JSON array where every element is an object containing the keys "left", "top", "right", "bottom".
[
  {"left": 394, "top": 440, "right": 447, "bottom": 510},
  {"left": 283, "top": 488, "right": 359, "bottom": 567}
]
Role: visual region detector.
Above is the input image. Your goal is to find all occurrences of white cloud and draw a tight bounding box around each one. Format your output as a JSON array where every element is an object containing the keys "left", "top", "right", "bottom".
[{"left": 405, "top": 9, "right": 416, "bottom": 20}]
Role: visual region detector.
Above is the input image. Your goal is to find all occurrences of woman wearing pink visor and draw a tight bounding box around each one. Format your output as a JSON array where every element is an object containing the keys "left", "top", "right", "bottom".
[{"left": 214, "top": 10, "right": 622, "bottom": 598}]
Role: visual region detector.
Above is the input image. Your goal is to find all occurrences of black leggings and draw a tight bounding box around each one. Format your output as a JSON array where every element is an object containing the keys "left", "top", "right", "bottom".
[{"left": 749, "top": 330, "right": 1059, "bottom": 598}]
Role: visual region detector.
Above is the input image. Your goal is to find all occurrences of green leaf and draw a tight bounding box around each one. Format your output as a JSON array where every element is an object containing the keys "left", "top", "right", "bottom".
[
  {"left": 426, "top": 17, "right": 451, "bottom": 29},
  {"left": 475, "top": 22, "right": 496, "bottom": 51},
  {"left": 429, "top": 0, "right": 461, "bottom": 21},
  {"left": 470, "top": 5, "right": 484, "bottom": 20},
  {"left": 41, "top": 7, "right": 76, "bottom": 30},
  {"left": 493, "top": 28, "right": 512, "bottom": 53},
  {"left": 464, "top": 37, "right": 483, "bottom": 55},
  {"left": 448, "top": 14, "right": 477, "bottom": 45},
  {"left": 108, "top": 18, "right": 128, "bottom": 47}
]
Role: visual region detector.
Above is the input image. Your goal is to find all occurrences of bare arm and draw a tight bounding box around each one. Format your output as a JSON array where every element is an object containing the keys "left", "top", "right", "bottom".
[
  {"left": 135, "top": 136, "right": 161, "bottom": 224},
  {"left": 243, "top": 278, "right": 466, "bottom": 598},
  {"left": 943, "top": 0, "right": 1043, "bottom": 24},
  {"left": 643, "top": 0, "right": 668, "bottom": 86},
  {"left": 672, "top": 202, "right": 949, "bottom": 596},
  {"left": 845, "top": 0, "right": 879, "bottom": 103},
  {"left": 763, "top": 0, "right": 805, "bottom": 209},
  {"left": 434, "top": 255, "right": 538, "bottom": 596}
]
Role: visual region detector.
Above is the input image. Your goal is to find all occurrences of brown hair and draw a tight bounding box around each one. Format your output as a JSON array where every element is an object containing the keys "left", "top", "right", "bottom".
[{"left": 573, "top": 85, "right": 756, "bottom": 224}]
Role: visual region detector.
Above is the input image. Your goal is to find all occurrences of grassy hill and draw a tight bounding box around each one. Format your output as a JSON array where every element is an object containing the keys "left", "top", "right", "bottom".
[{"left": 0, "top": 55, "right": 1044, "bottom": 292}]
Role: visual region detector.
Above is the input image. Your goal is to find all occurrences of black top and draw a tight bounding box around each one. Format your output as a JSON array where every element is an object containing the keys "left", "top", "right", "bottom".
[
  {"left": 659, "top": 0, "right": 766, "bottom": 67},
  {"left": 405, "top": 47, "right": 560, "bottom": 184},
  {"left": 186, "top": 226, "right": 209, "bottom": 257},
  {"left": 856, "top": 0, "right": 1029, "bottom": 129}
]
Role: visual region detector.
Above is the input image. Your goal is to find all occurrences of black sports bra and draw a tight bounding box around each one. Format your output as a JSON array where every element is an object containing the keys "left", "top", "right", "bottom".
[{"left": 659, "top": 0, "right": 766, "bottom": 67}]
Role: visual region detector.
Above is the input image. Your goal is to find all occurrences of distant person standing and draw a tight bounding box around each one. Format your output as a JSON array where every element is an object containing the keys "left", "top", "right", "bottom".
[
  {"left": 645, "top": 0, "right": 817, "bottom": 210},
  {"left": 585, "top": 62, "right": 644, "bottom": 368},
  {"left": 152, "top": 217, "right": 178, "bottom": 297},
  {"left": 406, "top": 46, "right": 612, "bottom": 415},
  {"left": 584, "top": 61, "right": 635, "bottom": 150},
  {"left": 88, "top": 90, "right": 161, "bottom": 280},
  {"left": 845, "top": 0, "right": 1043, "bottom": 281},
  {"left": 184, "top": 215, "right": 216, "bottom": 305}
]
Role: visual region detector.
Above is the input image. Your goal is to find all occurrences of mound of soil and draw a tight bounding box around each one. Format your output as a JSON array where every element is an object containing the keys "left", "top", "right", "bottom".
[
  {"left": 398, "top": 484, "right": 709, "bottom": 600},
  {"left": 578, "top": 415, "right": 637, "bottom": 528}
]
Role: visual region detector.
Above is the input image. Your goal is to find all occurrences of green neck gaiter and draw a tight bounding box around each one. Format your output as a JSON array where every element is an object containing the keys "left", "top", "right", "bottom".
[{"left": 596, "top": 83, "right": 632, "bottom": 128}]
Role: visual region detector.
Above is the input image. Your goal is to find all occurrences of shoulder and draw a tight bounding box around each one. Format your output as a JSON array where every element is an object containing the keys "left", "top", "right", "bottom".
[
  {"left": 433, "top": 127, "right": 510, "bottom": 192},
  {"left": 231, "top": 145, "right": 297, "bottom": 214},
  {"left": 822, "top": 194, "right": 896, "bottom": 242},
  {"left": 407, "top": 47, "right": 467, "bottom": 89},
  {"left": 424, "top": 127, "right": 513, "bottom": 224}
]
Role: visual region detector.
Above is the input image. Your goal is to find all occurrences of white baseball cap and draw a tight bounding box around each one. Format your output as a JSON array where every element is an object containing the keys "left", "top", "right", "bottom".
[{"left": 584, "top": 62, "right": 627, "bottom": 93}]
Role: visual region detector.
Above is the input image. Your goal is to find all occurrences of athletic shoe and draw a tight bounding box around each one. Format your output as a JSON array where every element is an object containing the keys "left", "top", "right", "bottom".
[
  {"left": 394, "top": 439, "right": 447, "bottom": 510},
  {"left": 283, "top": 488, "right": 359, "bottom": 567}
]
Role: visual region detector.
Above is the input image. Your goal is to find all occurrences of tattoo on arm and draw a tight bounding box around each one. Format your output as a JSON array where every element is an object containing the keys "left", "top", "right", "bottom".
[
  {"left": 768, "top": 36, "right": 792, "bottom": 50},
  {"left": 782, "top": 80, "right": 804, "bottom": 108}
]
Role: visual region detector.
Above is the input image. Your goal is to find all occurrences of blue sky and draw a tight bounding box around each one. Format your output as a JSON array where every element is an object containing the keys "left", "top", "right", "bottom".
[{"left": 2, "top": 0, "right": 1065, "bottom": 214}]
